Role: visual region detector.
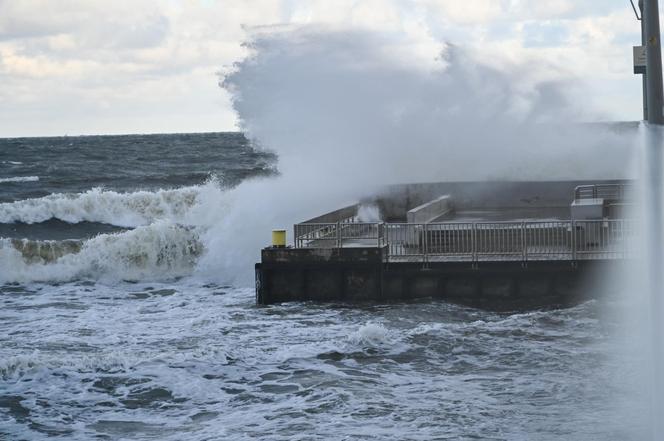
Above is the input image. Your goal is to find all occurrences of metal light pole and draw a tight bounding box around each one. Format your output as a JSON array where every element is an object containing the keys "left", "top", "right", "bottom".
[
  {"left": 640, "top": 0, "right": 649, "bottom": 119},
  {"left": 644, "top": 0, "right": 664, "bottom": 124}
]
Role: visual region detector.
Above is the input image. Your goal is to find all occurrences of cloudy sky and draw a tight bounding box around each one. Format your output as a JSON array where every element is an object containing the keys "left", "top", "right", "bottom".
[{"left": 0, "top": 0, "right": 646, "bottom": 137}]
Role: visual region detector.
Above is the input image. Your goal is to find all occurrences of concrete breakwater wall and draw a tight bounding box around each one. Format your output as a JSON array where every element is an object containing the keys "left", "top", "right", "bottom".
[{"left": 256, "top": 247, "right": 621, "bottom": 311}]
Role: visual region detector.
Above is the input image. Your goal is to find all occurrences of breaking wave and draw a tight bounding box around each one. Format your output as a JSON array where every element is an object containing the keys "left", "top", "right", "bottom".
[
  {"left": 0, "top": 222, "right": 203, "bottom": 283},
  {"left": 0, "top": 182, "right": 218, "bottom": 227},
  {"left": 0, "top": 177, "right": 234, "bottom": 284}
]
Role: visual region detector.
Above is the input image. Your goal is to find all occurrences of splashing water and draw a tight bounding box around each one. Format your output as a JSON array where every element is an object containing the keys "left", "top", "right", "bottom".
[
  {"left": 638, "top": 123, "right": 664, "bottom": 438},
  {"left": 0, "top": 28, "right": 639, "bottom": 286},
  {"left": 0, "top": 27, "right": 650, "bottom": 440},
  {"left": 202, "top": 27, "right": 637, "bottom": 283}
]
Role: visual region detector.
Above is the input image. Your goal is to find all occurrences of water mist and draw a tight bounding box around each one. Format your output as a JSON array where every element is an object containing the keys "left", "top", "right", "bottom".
[
  {"left": 0, "top": 27, "right": 638, "bottom": 286},
  {"left": 641, "top": 123, "right": 664, "bottom": 438},
  {"left": 203, "top": 26, "right": 635, "bottom": 284}
]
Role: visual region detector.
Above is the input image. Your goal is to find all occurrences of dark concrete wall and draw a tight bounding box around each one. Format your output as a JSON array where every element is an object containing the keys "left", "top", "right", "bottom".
[
  {"left": 257, "top": 247, "right": 384, "bottom": 304},
  {"left": 256, "top": 246, "right": 622, "bottom": 311}
]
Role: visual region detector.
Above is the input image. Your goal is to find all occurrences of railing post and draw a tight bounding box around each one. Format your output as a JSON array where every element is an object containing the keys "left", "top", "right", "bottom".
[
  {"left": 336, "top": 221, "right": 341, "bottom": 248},
  {"left": 423, "top": 223, "right": 429, "bottom": 265},
  {"left": 571, "top": 220, "right": 577, "bottom": 261},
  {"left": 521, "top": 221, "right": 527, "bottom": 262},
  {"left": 472, "top": 223, "right": 477, "bottom": 263},
  {"left": 621, "top": 220, "right": 626, "bottom": 259}
]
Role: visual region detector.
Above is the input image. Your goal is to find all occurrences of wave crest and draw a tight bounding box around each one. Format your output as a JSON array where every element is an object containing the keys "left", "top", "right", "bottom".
[{"left": 0, "top": 183, "right": 214, "bottom": 227}]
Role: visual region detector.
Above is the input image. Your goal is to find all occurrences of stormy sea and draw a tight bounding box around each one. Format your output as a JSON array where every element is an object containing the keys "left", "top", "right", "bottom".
[{"left": 0, "top": 133, "right": 647, "bottom": 440}]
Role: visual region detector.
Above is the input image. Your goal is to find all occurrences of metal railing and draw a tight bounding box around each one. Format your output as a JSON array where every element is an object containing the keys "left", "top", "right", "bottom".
[
  {"left": 295, "top": 219, "right": 636, "bottom": 262},
  {"left": 294, "top": 222, "right": 385, "bottom": 248},
  {"left": 574, "top": 184, "right": 631, "bottom": 201}
]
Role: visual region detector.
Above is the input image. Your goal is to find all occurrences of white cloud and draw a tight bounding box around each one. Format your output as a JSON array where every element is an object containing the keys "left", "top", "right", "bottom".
[{"left": 0, "top": 0, "right": 648, "bottom": 136}]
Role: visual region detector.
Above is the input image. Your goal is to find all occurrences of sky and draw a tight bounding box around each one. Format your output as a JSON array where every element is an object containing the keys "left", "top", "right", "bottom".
[{"left": 0, "top": 0, "right": 647, "bottom": 137}]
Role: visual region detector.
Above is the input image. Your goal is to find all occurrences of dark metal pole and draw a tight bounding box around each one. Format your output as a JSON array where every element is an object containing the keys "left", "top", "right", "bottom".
[
  {"left": 644, "top": 0, "right": 664, "bottom": 124},
  {"left": 641, "top": 0, "right": 649, "bottom": 120}
]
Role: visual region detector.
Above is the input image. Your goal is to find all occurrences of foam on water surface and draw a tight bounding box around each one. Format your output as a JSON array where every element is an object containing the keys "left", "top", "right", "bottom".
[
  {"left": 0, "top": 282, "right": 641, "bottom": 440},
  {"left": 0, "top": 176, "right": 39, "bottom": 183}
]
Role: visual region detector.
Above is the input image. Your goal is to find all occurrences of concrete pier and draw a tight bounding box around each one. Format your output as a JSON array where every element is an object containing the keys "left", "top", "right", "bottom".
[{"left": 257, "top": 180, "right": 633, "bottom": 310}]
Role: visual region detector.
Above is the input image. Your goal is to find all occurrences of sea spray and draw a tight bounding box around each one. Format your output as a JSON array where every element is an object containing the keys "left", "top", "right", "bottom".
[
  {"left": 224, "top": 28, "right": 634, "bottom": 187},
  {"left": 357, "top": 204, "right": 381, "bottom": 222},
  {"left": 0, "top": 30, "right": 638, "bottom": 286},
  {"left": 641, "top": 123, "right": 664, "bottom": 437},
  {"left": 600, "top": 123, "right": 664, "bottom": 439},
  {"left": 198, "top": 27, "right": 636, "bottom": 284}
]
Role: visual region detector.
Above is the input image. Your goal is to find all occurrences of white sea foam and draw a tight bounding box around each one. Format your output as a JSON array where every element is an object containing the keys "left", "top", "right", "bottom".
[
  {"left": 0, "top": 182, "right": 219, "bottom": 227},
  {"left": 0, "top": 222, "right": 202, "bottom": 283},
  {"left": 347, "top": 322, "right": 391, "bottom": 347},
  {"left": 2, "top": 161, "right": 23, "bottom": 165},
  {"left": 0, "top": 350, "right": 151, "bottom": 380},
  {"left": 0, "top": 176, "right": 39, "bottom": 183}
]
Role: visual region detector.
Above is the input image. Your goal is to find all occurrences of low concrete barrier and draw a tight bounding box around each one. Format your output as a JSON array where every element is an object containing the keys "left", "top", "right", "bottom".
[{"left": 407, "top": 195, "right": 452, "bottom": 223}]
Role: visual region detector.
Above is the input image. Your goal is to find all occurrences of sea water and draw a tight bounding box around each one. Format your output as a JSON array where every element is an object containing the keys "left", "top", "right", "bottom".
[{"left": 0, "top": 134, "right": 645, "bottom": 440}]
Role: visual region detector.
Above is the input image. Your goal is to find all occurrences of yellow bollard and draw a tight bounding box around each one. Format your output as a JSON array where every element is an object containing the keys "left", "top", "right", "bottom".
[{"left": 272, "top": 229, "right": 286, "bottom": 247}]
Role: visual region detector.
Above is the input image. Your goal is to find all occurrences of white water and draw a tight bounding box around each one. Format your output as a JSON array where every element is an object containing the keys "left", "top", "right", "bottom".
[
  {"left": 356, "top": 204, "right": 382, "bottom": 222},
  {"left": 0, "top": 176, "right": 39, "bottom": 183},
  {"left": 635, "top": 123, "right": 664, "bottom": 438},
  {"left": 0, "top": 284, "right": 634, "bottom": 440},
  {"left": 0, "top": 28, "right": 639, "bottom": 287},
  {"left": 0, "top": 183, "right": 212, "bottom": 227},
  {"left": 0, "top": 27, "right": 646, "bottom": 440},
  {"left": 198, "top": 28, "right": 637, "bottom": 284}
]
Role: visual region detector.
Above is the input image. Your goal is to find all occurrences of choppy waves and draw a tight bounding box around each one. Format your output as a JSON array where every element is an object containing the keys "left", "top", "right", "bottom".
[{"left": 0, "top": 288, "right": 638, "bottom": 440}]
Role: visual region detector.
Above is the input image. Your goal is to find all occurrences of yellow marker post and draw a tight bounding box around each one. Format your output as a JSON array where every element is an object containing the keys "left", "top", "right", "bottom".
[{"left": 272, "top": 229, "right": 286, "bottom": 247}]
